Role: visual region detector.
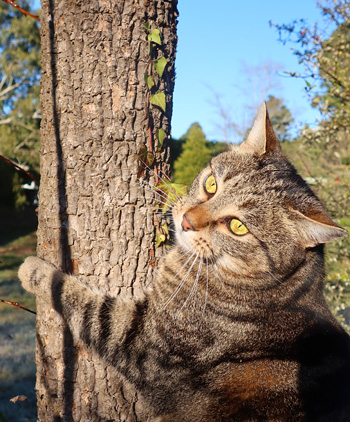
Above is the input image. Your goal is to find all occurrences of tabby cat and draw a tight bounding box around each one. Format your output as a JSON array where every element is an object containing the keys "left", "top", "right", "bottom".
[{"left": 19, "top": 104, "right": 350, "bottom": 421}]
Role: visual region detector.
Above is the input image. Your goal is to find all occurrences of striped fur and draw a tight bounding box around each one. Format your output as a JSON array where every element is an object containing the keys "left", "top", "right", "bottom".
[{"left": 19, "top": 104, "right": 350, "bottom": 421}]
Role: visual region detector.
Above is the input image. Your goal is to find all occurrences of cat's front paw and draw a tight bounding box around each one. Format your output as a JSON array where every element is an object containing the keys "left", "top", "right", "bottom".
[{"left": 18, "top": 256, "right": 58, "bottom": 297}]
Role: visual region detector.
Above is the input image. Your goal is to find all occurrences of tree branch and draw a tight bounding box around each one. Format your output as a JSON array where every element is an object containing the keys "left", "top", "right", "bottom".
[
  {"left": 2, "top": 0, "right": 40, "bottom": 21},
  {"left": 0, "top": 117, "right": 13, "bottom": 125},
  {"left": 0, "top": 154, "right": 38, "bottom": 185}
]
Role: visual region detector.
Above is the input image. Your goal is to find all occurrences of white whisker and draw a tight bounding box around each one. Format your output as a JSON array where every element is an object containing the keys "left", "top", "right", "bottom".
[
  {"left": 166, "top": 228, "right": 176, "bottom": 233},
  {"left": 142, "top": 185, "right": 177, "bottom": 207},
  {"left": 151, "top": 215, "right": 174, "bottom": 221},
  {"left": 174, "top": 254, "right": 199, "bottom": 314},
  {"left": 150, "top": 198, "right": 175, "bottom": 209},
  {"left": 148, "top": 183, "right": 179, "bottom": 204},
  {"left": 193, "top": 257, "right": 203, "bottom": 303},
  {"left": 178, "top": 249, "right": 192, "bottom": 259},
  {"left": 139, "top": 159, "right": 180, "bottom": 200},
  {"left": 161, "top": 251, "right": 196, "bottom": 311},
  {"left": 267, "top": 271, "right": 282, "bottom": 285},
  {"left": 209, "top": 258, "right": 232, "bottom": 297},
  {"left": 134, "top": 193, "right": 170, "bottom": 207},
  {"left": 200, "top": 258, "right": 209, "bottom": 320},
  {"left": 147, "top": 208, "right": 173, "bottom": 214},
  {"left": 180, "top": 257, "right": 203, "bottom": 311}
]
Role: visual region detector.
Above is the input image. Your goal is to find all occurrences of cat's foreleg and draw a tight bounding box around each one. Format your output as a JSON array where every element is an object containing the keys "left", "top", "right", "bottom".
[{"left": 18, "top": 256, "right": 144, "bottom": 365}]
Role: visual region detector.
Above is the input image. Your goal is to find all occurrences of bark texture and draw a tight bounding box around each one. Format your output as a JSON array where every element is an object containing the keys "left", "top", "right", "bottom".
[{"left": 37, "top": 1, "right": 178, "bottom": 420}]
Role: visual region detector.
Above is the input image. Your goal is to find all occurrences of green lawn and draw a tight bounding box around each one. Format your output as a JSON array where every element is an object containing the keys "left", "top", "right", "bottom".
[{"left": 0, "top": 232, "right": 37, "bottom": 422}]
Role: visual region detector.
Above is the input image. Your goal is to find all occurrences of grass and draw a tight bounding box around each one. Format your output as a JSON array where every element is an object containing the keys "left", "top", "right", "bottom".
[{"left": 0, "top": 231, "right": 37, "bottom": 422}]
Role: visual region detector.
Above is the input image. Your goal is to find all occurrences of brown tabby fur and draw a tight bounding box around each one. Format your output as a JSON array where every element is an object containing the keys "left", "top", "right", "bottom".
[{"left": 19, "top": 104, "right": 350, "bottom": 421}]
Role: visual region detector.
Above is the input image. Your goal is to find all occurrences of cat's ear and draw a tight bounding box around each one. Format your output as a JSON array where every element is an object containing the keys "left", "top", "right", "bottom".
[
  {"left": 291, "top": 207, "right": 347, "bottom": 248},
  {"left": 239, "top": 102, "right": 282, "bottom": 156}
]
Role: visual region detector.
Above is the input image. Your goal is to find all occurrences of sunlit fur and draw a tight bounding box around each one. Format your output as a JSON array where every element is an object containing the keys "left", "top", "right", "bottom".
[
  {"left": 174, "top": 150, "right": 316, "bottom": 281},
  {"left": 19, "top": 105, "right": 350, "bottom": 421}
]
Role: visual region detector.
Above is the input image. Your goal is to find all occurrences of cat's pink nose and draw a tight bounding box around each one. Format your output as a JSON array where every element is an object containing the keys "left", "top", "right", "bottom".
[{"left": 181, "top": 213, "right": 196, "bottom": 231}]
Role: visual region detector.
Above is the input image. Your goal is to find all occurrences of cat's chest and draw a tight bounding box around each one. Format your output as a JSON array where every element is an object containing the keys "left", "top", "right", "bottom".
[
  {"left": 157, "top": 304, "right": 309, "bottom": 365},
  {"left": 210, "top": 358, "right": 302, "bottom": 420}
]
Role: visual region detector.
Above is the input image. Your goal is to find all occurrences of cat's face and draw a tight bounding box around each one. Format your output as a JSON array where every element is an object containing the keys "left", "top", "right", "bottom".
[
  {"left": 173, "top": 150, "right": 304, "bottom": 282},
  {"left": 172, "top": 104, "right": 346, "bottom": 285}
]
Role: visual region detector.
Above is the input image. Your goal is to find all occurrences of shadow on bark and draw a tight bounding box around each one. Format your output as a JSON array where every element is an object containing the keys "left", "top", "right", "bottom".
[{"left": 48, "top": 0, "right": 76, "bottom": 419}]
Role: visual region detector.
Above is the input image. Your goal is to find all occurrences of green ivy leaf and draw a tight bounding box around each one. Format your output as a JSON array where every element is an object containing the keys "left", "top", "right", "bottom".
[
  {"left": 156, "top": 128, "right": 166, "bottom": 151},
  {"left": 137, "top": 144, "right": 147, "bottom": 162},
  {"left": 155, "top": 233, "right": 166, "bottom": 247},
  {"left": 170, "top": 183, "right": 188, "bottom": 198},
  {"left": 146, "top": 74, "right": 154, "bottom": 90},
  {"left": 150, "top": 91, "right": 166, "bottom": 112},
  {"left": 143, "top": 22, "right": 151, "bottom": 33},
  {"left": 161, "top": 222, "right": 169, "bottom": 235},
  {"left": 153, "top": 181, "right": 187, "bottom": 213},
  {"left": 148, "top": 29, "right": 162, "bottom": 45},
  {"left": 153, "top": 56, "right": 167, "bottom": 78},
  {"left": 147, "top": 151, "right": 154, "bottom": 167},
  {"left": 137, "top": 145, "right": 154, "bottom": 176}
]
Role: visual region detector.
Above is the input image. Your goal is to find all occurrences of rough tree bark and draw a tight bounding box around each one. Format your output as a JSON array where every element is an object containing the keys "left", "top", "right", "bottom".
[{"left": 36, "top": 1, "right": 178, "bottom": 420}]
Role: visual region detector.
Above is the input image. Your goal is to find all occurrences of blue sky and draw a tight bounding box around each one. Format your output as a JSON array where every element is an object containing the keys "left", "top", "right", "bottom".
[
  {"left": 172, "top": 1, "right": 326, "bottom": 141},
  {"left": 31, "top": 0, "right": 326, "bottom": 142}
]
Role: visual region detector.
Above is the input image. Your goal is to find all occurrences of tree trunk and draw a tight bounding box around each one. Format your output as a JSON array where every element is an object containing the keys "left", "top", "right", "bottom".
[{"left": 36, "top": 1, "right": 178, "bottom": 420}]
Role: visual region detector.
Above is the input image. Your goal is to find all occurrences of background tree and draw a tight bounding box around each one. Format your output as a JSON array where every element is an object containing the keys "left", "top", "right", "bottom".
[
  {"left": 173, "top": 122, "right": 212, "bottom": 186},
  {"left": 210, "top": 60, "right": 293, "bottom": 143},
  {"left": 36, "top": 1, "right": 178, "bottom": 421},
  {"left": 272, "top": 0, "right": 350, "bottom": 327},
  {"left": 265, "top": 95, "right": 294, "bottom": 141},
  {"left": 0, "top": 0, "right": 40, "bottom": 209},
  {"left": 169, "top": 126, "right": 228, "bottom": 186},
  {"left": 239, "top": 59, "right": 283, "bottom": 113}
]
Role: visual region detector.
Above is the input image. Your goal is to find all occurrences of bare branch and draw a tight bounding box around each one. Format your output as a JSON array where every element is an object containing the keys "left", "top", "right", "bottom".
[
  {"left": 0, "top": 78, "right": 26, "bottom": 102},
  {"left": 208, "top": 60, "right": 284, "bottom": 142},
  {"left": 32, "top": 109, "right": 41, "bottom": 119},
  {"left": 2, "top": 0, "right": 40, "bottom": 21},
  {"left": 0, "top": 154, "right": 38, "bottom": 185},
  {"left": 0, "top": 117, "right": 13, "bottom": 125},
  {"left": 0, "top": 74, "right": 7, "bottom": 92},
  {"left": 239, "top": 59, "right": 283, "bottom": 112},
  {"left": 0, "top": 298, "right": 36, "bottom": 314}
]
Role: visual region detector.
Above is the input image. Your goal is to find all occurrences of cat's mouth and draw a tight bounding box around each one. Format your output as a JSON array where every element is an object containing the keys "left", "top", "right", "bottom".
[
  {"left": 182, "top": 234, "right": 214, "bottom": 259},
  {"left": 174, "top": 212, "right": 214, "bottom": 259}
]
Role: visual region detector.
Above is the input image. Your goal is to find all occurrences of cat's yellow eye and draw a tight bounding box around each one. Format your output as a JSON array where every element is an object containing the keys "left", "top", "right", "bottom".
[
  {"left": 230, "top": 218, "right": 249, "bottom": 236},
  {"left": 204, "top": 174, "right": 217, "bottom": 195}
]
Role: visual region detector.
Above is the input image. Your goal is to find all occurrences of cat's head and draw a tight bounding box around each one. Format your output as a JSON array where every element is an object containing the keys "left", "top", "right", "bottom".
[{"left": 172, "top": 104, "right": 347, "bottom": 283}]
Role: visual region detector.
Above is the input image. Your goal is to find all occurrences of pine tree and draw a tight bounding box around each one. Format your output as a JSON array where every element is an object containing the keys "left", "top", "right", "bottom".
[{"left": 173, "top": 123, "right": 212, "bottom": 186}]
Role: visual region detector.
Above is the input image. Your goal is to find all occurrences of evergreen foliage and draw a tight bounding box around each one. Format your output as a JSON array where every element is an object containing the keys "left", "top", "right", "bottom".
[
  {"left": 173, "top": 123, "right": 212, "bottom": 186},
  {"left": 266, "top": 95, "right": 293, "bottom": 141},
  {"left": 0, "top": 0, "right": 40, "bottom": 209},
  {"left": 273, "top": 0, "right": 350, "bottom": 328}
]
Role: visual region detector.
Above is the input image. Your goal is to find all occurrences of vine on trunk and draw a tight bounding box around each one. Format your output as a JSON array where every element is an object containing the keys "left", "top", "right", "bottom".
[
  {"left": 138, "top": 22, "right": 168, "bottom": 181},
  {"left": 138, "top": 23, "right": 187, "bottom": 249}
]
